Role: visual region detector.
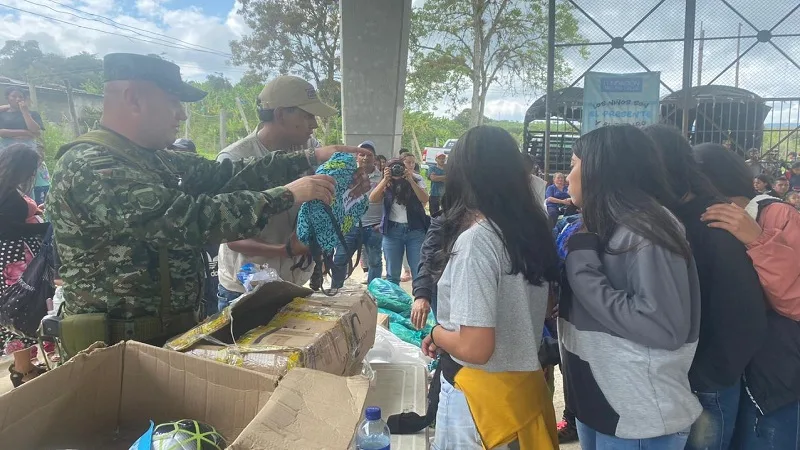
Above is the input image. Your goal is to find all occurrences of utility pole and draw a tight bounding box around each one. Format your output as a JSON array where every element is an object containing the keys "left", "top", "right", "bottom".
[
  {"left": 544, "top": 0, "right": 556, "bottom": 178},
  {"left": 219, "top": 109, "right": 227, "bottom": 151},
  {"left": 184, "top": 105, "right": 191, "bottom": 139},
  {"left": 235, "top": 97, "right": 250, "bottom": 132},
  {"left": 64, "top": 80, "right": 81, "bottom": 138},
  {"left": 735, "top": 22, "right": 742, "bottom": 88},
  {"left": 27, "top": 78, "right": 38, "bottom": 109},
  {"left": 697, "top": 22, "right": 704, "bottom": 86},
  {"left": 681, "top": 0, "right": 697, "bottom": 137}
]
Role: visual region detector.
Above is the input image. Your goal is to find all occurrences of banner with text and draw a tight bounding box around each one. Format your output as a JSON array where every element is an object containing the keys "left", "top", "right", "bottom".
[{"left": 581, "top": 71, "right": 661, "bottom": 135}]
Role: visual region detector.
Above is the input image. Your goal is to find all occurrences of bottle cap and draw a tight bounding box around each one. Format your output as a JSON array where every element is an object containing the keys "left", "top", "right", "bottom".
[{"left": 365, "top": 406, "right": 381, "bottom": 421}]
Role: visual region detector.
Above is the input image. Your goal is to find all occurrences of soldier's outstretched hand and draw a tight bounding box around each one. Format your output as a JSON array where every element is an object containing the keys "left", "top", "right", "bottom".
[
  {"left": 286, "top": 174, "right": 336, "bottom": 205},
  {"left": 314, "top": 145, "right": 373, "bottom": 164}
]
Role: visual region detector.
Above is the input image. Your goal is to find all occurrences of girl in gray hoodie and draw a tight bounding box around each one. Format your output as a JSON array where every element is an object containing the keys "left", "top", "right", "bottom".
[{"left": 558, "top": 125, "right": 702, "bottom": 449}]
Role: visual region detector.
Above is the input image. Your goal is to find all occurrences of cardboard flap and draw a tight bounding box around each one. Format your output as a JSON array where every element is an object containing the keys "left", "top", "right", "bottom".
[
  {"left": 0, "top": 342, "right": 125, "bottom": 447},
  {"left": 166, "top": 281, "right": 314, "bottom": 351},
  {"left": 231, "top": 368, "right": 370, "bottom": 450},
  {"left": 120, "top": 341, "right": 278, "bottom": 441}
]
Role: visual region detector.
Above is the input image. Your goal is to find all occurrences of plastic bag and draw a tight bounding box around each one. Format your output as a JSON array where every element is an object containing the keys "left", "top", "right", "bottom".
[
  {"left": 49, "top": 285, "right": 64, "bottom": 316},
  {"left": 368, "top": 278, "right": 413, "bottom": 317},
  {"left": 236, "top": 263, "right": 280, "bottom": 293},
  {"left": 378, "top": 307, "right": 437, "bottom": 348},
  {"left": 366, "top": 325, "right": 431, "bottom": 367}
]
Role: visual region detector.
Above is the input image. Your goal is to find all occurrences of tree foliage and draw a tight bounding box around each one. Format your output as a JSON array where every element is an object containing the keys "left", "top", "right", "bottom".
[
  {"left": 181, "top": 74, "right": 263, "bottom": 158},
  {"left": 230, "top": 0, "right": 341, "bottom": 107},
  {"left": 408, "top": 0, "right": 584, "bottom": 126},
  {"left": 402, "top": 109, "right": 527, "bottom": 161},
  {"left": 0, "top": 40, "right": 103, "bottom": 91},
  {"left": 230, "top": 0, "right": 342, "bottom": 141}
]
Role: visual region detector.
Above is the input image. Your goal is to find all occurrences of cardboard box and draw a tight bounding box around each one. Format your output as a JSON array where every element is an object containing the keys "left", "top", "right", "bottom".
[
  {"left": 166, "top": 281, "right": 378, "bottom": 379},
  {"left": 0, "top": 341, "right": 370, "bottom": 449},
  {"left": 377, "top": 312, "right": 390, "bottom": 329}
]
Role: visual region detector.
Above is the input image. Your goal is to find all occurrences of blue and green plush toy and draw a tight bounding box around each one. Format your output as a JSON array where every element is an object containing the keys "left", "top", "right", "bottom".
[{"left": 296, "top": 152, "right": 369, "bottom": 253}]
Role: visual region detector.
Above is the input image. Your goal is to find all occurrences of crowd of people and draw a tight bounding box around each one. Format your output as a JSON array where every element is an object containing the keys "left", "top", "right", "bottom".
[
  {"left": 0, "top": 52, "right": 799, "bottom": 450},
  {"left": 414, "top": 122, "right": 800, "bottom": 449}
]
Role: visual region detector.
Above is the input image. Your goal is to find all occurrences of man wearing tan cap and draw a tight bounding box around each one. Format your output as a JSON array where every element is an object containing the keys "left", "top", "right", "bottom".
[{"left": 215, "top": 75, "right": 338, "bottom": 309}]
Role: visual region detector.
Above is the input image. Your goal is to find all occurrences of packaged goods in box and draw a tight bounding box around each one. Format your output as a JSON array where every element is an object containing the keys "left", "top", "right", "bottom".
[{"left": 166, "top": 280, "right": 378, "bottom": 378}]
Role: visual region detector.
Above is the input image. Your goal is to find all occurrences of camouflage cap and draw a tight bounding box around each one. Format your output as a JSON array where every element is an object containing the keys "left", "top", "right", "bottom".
[{"left": 103, "top": 53, "right": 207, "bottom": 103}]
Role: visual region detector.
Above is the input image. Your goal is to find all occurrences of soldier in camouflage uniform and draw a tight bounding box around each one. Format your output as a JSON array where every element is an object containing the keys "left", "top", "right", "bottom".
[{"left": 46, "top": 53, "right": 366, "bottom": 348}]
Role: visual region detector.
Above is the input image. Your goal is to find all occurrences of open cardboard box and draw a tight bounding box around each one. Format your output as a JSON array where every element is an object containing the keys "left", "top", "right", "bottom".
[
  {"left": 0, "top": 341, "right": 371, "bottom": 449},
  {"left": 166, "top": 280, "right": 378, "bottom": 379}
]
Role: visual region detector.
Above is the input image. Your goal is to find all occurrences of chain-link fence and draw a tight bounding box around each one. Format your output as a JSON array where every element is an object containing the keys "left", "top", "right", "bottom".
[{"left": 525, "top": 0, "right": 800, "bottom": 177}]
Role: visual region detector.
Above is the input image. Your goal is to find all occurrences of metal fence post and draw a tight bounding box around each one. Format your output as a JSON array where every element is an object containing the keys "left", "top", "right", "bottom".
[
  {"left": 544, "top": 0, "right": 556, "bottom": 179},
  {"left": 682, "top": 0, "right": 697, "bottom": 137}
]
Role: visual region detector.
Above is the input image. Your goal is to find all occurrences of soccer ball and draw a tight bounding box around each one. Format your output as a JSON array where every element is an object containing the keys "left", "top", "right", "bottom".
[{"left": 150, "top": 419, "right": 227, "bottom": 450}]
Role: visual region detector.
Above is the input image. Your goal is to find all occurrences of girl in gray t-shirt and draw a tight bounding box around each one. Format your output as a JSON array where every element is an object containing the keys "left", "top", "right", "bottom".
[{"left": 421, "top": 125, "right": 559, "bottom": 449}]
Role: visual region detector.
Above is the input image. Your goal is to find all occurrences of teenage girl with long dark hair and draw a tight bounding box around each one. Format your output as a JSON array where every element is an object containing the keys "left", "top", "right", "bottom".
[
  {"left": 558, "top": 125, "right": 702, "bottom": 449},
  {"left": 422, "top": 126, "right": 560, "bottom": 449}
]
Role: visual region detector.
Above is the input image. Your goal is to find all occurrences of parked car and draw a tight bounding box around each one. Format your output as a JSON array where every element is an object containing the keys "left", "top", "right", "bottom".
[{"left": 422, "top": 139, "right": 457, "bottom": 168}]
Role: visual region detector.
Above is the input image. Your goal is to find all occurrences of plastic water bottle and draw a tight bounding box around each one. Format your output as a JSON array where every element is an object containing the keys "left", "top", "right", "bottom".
[{"left": 356, "top": 406, "right": 391, "bottom": 450}]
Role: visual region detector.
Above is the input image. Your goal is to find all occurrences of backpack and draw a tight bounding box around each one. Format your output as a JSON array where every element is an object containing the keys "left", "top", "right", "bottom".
[
  {"left": 745, "top": 194, "right": 784, "bottom": 223},
  {"left": 0, "top": 225, "right": 55, "bottom": 337},
  {"left": 295, "top": 153, "right": 369, "bottom": 295}
]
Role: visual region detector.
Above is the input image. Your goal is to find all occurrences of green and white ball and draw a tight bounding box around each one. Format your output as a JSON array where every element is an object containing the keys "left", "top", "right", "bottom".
[{"left": 150, "top": 419, "right": 227, "bottom": 450}]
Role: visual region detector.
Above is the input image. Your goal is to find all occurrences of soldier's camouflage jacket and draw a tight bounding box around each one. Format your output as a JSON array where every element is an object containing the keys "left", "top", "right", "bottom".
[{"left": 47, "top": 128, "right": 313, "bottom": 320}]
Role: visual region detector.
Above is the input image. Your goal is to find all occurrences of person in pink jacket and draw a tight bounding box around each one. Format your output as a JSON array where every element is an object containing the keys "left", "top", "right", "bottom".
[
  {"left": 695, "top": 142, "right": 800, "bottom": 450},
  {"left": 694, "top": 143, "right": 800, "bottom": 319}
]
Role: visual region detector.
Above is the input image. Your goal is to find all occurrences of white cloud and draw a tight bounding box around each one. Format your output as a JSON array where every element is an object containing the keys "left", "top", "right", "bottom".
[
  {"left": 484, "top": 99, "right": 529, "bottom": 122},
  {"left": 226, "top": 1, "right": 249, "bottom": 38},
  {"left": 77, "top": 0, "right": 116, "bottom": 16},
  {"left": 0, "top": 0, "right": 247, "bottom": 82},
  {"left": 135, "top": 0, "right": 167, "bottom": 17}
]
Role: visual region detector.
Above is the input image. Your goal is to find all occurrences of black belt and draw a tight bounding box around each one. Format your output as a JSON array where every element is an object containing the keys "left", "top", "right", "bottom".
[{"left": 440, "top": 352, "right": 463, "bottom": 386}]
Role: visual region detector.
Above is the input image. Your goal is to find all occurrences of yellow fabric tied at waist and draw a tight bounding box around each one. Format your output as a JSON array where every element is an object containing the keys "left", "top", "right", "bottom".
[{"left": 454, "top": 367, "right": 558, "bottom": 450}]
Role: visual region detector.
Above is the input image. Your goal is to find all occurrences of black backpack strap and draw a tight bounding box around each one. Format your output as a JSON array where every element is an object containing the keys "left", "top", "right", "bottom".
[
  {"left": 317, "top": 204, "right": 362, "bottom": 296},
  {"left": 756, "top": 197, "right": 783, "bottom": 223},
  {"left": 293, "top": 204, "right": 364, "bottom": 295}
]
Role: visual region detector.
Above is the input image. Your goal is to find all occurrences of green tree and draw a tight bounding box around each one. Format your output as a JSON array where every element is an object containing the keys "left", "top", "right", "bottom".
[
  {"left": 181, "top": 73, "right": 263, "bottom": 158},
  {"left": 402, "top": 110, "right": 468, "bottom": 158},
  {"left": 230, "top": 0, "right": 340, "bottom": 109},
  {"left": 0, "top": 40, "right": 104, "bottom": 91},
  {"left": 230, "top": 0, "right": 342, "bottom": 141},
  {"left": 408, "top": 0, "right": 584, "bottom": 127}
]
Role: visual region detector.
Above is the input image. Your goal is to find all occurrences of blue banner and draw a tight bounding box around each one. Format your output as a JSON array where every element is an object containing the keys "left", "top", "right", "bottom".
[{"left": 582, "top": 71, "right": 661, "bottom": 135}]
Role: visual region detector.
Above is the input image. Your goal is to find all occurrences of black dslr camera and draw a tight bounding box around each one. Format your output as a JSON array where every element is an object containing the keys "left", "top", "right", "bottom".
[{"left": 390, "top": 162, "right": 406, "bottom": 177}]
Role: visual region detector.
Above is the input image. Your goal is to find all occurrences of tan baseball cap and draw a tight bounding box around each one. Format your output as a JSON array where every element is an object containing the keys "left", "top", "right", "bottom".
[{"left": 257, "top": 75, "right": 338, "bottom": 118}]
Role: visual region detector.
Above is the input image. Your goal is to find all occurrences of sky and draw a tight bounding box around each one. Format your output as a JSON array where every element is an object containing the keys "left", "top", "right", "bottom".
[{"left": 0, "top": 0, "right": 798, "bottom": 124}]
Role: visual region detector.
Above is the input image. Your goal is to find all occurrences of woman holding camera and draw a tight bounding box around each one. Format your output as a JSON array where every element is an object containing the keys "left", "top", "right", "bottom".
[{"left": 370, "top": 153, "right": 429, "bottom": 285}]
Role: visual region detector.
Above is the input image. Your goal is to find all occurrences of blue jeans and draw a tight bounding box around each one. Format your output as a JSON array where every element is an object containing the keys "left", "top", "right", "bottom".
[
  {"left": 432, "top": 375, "right": 519, "bottom": 450},
  {"left": 686, "top": 381, "right": 741, "bottom": 450},
  {"left": 330, "top": 225, "right": 383, "bottom": 289},
  {"left": 33, "top": 186, "right": 49, "bottom": 205},
  {"left": 732, "top": 396, "right": 800, "bottom": 449},
  {"left": 217, "top": 284, "right": 242, "bottom": 312},
  {"left": 382, "top": 221, "right": 425, "bottom": 285},
  {"left": 576, "top": 420, "right": 690, "bottom": 450}
]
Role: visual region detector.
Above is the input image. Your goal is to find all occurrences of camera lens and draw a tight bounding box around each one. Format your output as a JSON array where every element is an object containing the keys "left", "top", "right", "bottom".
[{"left": 390, "top": 163, "right": 405, "bottom": 177}]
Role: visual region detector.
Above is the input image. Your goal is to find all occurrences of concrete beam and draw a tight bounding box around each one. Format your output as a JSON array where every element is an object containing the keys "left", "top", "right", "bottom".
[{"left": 340, "top": 0, "right": 412, "bottom": 158}]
